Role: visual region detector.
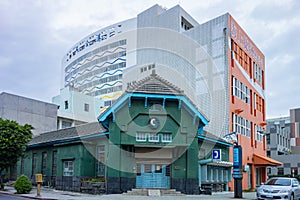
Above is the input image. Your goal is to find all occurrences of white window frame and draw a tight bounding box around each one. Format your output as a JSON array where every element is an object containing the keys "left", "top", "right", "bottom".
[
  {"left": 254, "top": 62, "right": 262, "bottom": 84},
  {"left": 255, "top": 125, "right": 264, "bottom": 142},
  {"left": 136, "top": 132, "right": 147, "bottom": 142},
  {"left": 63, "top": 160, "right": 74, "bottom": 176},
  {"left": 161, "top": 133, "right": 172, "bottom": 142},
  {"left": 148, "top": 133, "right": 159, "bottom": 142},
  {"left": 233, "top": 114, "right": 251, "bottom": 137},
  {"left": 232, "top": 77, "right": 250, "bottom": 104}
]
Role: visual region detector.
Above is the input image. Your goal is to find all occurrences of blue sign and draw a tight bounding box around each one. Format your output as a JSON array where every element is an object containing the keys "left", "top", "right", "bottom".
[
  {"left": 212, "top": 149, "right": 221, "bottom": 160},
  {"left": 233, "top": 147, "right": 239, "bottom": 167},
  {"left": 233, "top": 145, "right": 243, "bottom": 179}
]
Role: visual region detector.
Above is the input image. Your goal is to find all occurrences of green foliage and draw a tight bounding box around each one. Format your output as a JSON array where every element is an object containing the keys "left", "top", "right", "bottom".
[
  {"left": 84, "top": 177, "right": 105, "bottom": 182},
  {"left": 0, "top": 118, "right": 33, "bottom": 188},
  {"left": 14, "top": 175, "right": 32, "bottom": 194}
]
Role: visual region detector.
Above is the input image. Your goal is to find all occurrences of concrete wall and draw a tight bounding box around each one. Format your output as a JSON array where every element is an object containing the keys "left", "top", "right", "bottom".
[{"left": 0, "top": 92, "right": 57, "bottom": 135}]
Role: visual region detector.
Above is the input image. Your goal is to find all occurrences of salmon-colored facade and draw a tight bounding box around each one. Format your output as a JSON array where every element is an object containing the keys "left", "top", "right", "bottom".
[{"left": 227, "top": 15, "right": 281, "bottom": 190}]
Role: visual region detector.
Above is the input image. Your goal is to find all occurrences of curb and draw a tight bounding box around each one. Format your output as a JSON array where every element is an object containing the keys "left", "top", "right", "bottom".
[{"left": 0, "top": 190, "right": 57, "bottom": 200}]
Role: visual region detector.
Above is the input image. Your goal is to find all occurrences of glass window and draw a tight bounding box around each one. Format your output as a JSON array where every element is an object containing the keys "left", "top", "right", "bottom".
[
  {"left": 166, "top": 165, "right": 171, "bottom": 176},
  {"left": 255, "top": 125, "right": 264, "bottom": 142},
  {"left": 64, "top": 100, "right": 69, "bottom": 109},
  {"left": 144, "top": 164, "right": 152, "bottom": 173},
  {"left": 136, "top": 132, "right": 147, "bottom": 142},
  {"left": 277, "top": 168, "right": 284, "bottom": 176},
  {"left": 97, "top": 146, "right": 105, "bottom": 177},
  {"left": 63, "top": 160, "right": 74, "bottom": 176},
  {"left": 232, "top": 77, "right": 250, "bottom": 104},
  {"left": 155, "top": 165, "right": 162, "bottom": 173},
  {"left": 292, "top": 167, "right": 298, "bottom": 176},
  {"left": 149, "top": 133, "right": 159, "bottom": 142},
  {"left": 161, "top": 133, "right": 172, "bottom": 142},
  {"left": 62, "top": 120, "right": 72, "bottom": 129},
  {"left": 233, "top": 113, "right": 251, "bottom": 137},
  {"left": 42, "top": 152, "right": 47, "bottom": 175},
  {"left": 84, "top": 103, "right": 89, "bottom": 112},
  {"left": 52, "top": 151, "right": 57, "bottom": 176},
  {"left": 32, "top": 153, "right": 37, "bottom": 176},
  {"left": 104, "top": 101, "right": 112, "bottom": 107}
]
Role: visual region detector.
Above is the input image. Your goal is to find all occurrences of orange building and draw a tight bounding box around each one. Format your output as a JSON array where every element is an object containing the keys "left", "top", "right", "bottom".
[{"left": 227, "top": 15, "right": 281, "bottom": 190}]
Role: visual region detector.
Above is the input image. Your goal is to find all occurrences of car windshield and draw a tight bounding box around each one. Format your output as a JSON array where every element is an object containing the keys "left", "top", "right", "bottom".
[{"left": 265, "top": 178, "right": 291, "bottom": 186}]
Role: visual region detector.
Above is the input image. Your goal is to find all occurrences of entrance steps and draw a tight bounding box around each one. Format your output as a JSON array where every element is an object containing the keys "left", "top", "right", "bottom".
[{"left": 124, "top": 188, "right": 185, "bottom": 196}]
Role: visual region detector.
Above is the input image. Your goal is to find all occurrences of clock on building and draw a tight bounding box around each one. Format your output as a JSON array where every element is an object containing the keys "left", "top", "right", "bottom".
[{"left": 149, "top": 117, "right": 160, "bottom": 129}]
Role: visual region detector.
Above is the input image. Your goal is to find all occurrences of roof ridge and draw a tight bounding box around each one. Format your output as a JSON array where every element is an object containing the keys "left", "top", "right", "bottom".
[{"left": 126, "top": 69, "right": 184, "bottom": 94}]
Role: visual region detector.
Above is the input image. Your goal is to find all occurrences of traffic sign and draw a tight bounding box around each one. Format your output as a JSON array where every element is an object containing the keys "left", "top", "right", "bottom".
[{"left": 212, "top": 149, "right": 221, "bottom": 161}]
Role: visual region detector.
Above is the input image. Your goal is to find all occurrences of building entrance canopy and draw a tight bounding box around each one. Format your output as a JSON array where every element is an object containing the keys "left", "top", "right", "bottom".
[{"left": 253, "top": 153, "right": 282, "bottom": 166}]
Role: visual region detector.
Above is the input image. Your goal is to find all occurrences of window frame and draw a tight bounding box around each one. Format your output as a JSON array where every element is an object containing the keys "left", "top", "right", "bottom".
[
  {"left": 52, "top": 151, "right": 57, "bottom": 176},
  {"left": 42, "top": 152, "right": 47, "bottom": 175},
  {"left": 233, "top": 113, "right": 251, "bottom": 137},
  {"left": 84, "top": 103, "right": 89, "bottom": 112},
  {"left": 161, "top": 133, "right": 172, "bottom": 142},
  {"left": 63, "top": 160, "right": 74, "bottom": 177},
  {"left": 136, "top": 132, "right": 147, "bottom": 142},
  {"left": 148, "top": 133, "right": 159, "bottom": 142},
  {"left": 97, "top": 145, "right": 105, "bottom": 177}
]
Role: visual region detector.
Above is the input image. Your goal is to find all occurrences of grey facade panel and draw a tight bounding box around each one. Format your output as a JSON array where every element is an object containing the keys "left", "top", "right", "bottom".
[
  {"left": 2, "top": 108, "right": 18, "bottom": 120},
  {"left": 45, "top": 103, "right": 58, "bottom": 117},
  {"left": 18, "top": 97, "right": 34, "bottom": 113},
  {"left": 283, "top": 163, "right": 291, "bottom": 168},
  {"left": 0, "top": 93, "right": 18, "bottom": 109},
  {"left": 0, "top": 92, "right": 58, "bottom": 135}
]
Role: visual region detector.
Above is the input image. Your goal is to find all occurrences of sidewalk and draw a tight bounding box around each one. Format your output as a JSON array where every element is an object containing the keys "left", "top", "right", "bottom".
[{"left": 0, "top": 186, "right": 257, "bottom": 200}]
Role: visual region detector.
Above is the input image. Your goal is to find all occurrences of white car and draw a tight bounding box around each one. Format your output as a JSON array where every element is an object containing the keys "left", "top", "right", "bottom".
[{"left": 257, "top": 177, "right": 300, "bottom": 200}]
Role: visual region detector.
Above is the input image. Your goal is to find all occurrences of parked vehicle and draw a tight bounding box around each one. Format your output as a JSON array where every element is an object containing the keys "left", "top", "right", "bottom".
[{"left": 257, "top": 177, "right": 300, "bottom": 200}]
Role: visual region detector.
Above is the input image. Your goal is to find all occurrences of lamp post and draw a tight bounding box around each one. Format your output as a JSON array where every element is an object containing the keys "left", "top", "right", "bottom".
[{"left": 223, "top": 132, "right": 243, "bottom": 198}]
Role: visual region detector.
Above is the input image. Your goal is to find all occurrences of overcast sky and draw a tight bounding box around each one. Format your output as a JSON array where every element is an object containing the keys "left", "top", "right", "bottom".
[{"left": 0, "top": 0, "right": 299, "bottom": 118}]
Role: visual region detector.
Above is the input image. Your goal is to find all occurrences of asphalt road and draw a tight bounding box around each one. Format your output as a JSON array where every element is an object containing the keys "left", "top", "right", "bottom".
[{"left": 0, "top": 193, "right": 28, "bottom": 199}]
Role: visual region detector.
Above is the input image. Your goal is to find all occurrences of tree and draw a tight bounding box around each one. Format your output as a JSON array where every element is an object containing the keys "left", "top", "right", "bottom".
[{"left": 0, "top": 118, "right": 33, "bottom": 190}]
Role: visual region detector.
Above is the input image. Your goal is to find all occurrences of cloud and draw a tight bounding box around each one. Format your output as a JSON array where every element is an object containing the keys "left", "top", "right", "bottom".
[{"left": 0, "top": 0, "right": 299, "bottom": 118}]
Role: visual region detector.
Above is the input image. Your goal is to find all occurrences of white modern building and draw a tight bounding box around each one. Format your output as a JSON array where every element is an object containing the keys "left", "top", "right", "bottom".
[
  {"left": 52, "top": 86, "right": 103, "bottom": 129},
  {"left": 62, "top": 4, "right": 231, "bottom": 137}
]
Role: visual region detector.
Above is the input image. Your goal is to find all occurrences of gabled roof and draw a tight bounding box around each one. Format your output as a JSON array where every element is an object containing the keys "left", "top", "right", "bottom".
[
  {"left": 98, "top": 71, "right": 209, "bottom": 129},
  {"left": 28, "top": 122, "right": 107, "bottom": 148},
  {"left": 126, "top": 70, "right": 184, "bottom": 95}
]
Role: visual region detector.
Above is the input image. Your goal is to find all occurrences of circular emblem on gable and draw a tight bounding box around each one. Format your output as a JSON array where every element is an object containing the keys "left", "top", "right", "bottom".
[{"left": 149, "top": 117, "right": 160, "bottom": 129}]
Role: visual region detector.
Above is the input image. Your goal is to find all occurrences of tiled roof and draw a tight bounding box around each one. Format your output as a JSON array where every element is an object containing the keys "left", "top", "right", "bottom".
[
  {"left": 126, "top": 70, "right": 184, "bottom": 95},
  {"left": 28, "top": 122, "right": 107, "bottom": 146}
]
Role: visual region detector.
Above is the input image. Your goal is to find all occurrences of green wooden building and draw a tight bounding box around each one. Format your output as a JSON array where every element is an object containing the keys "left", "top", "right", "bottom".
[{"left": 17, "top": 72, "right": 233, "bottom": 194}]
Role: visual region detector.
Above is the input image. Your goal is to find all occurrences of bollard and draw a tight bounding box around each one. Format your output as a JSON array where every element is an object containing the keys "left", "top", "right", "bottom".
[{"left": 35, "top": 174, "right": 43, "bottom": 197}]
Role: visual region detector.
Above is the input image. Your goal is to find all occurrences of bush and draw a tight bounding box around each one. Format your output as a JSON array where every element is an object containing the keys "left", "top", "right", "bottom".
[
  {"left": 84, "top": 177, "right": 105, "bottom": 182},
  {"left": 14, "top": 175, "right": 32, "bottom": 194}
]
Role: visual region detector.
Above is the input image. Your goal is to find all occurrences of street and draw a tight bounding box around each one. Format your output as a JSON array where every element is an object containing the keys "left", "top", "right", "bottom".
[{"left": 0, "top": 193, "right": 28, "bottom": 199}]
